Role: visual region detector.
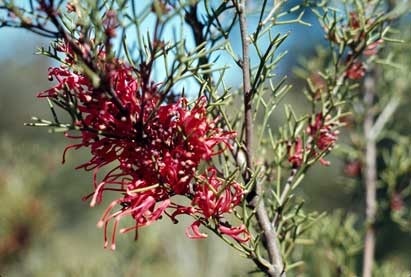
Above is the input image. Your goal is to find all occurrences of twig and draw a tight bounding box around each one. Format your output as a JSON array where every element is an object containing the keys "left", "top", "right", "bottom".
[
  {"left": 236, "top": 0, "right": 253, "bottom": 185},
  {"left": 362, "top": 69, "right": 377, "bottom": 277},
  {"left": 260, "top": 0, "right": 284, "bottom": 26},
  {"left": 278, "top": 168, "right": 298, "bottom": 207},
  {"left": 369, "top": 96, "right": 400, "bottom": 140},
  {"left": 184, "top": 4, "right": 211, "bottom": 83}
]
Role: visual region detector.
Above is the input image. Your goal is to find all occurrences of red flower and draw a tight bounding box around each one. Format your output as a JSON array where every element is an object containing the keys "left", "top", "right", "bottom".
[
  {"left": 103, "top": 10, "right": 118, "bottom": 38},
  {"left": 184, "top": 168, "right": 249, "bottom": 242},
  {"left": 307, "top": 113, "right": 338, "bottom": 165},
  {"left": 307, "top": 113, "right": 338, "bottom": 151},
  {"left": 185, "top": 220, "right": 208, "bottom": 239},
  {"left": 288, "top": 138, "right": 304, "bottom": 168},
  {"left": 288, "top": 113, "right": 339, "bottom": 167},
  {"left": 344, "top": 160, "right": 362, "bottom": 177},
  {"left": 192, "top": 168, "right": 243, "bottom": 218},
  {"left": 364, "top": 39, "right": 383, "bottom": 56},
  {"left": 219, "top": 224, "right": 250, "bottom": 243},
  {"left": 391, "top": 193, "right": 404, "bottom": 212},
  {"left": 97, "top": 195, "right": 170, "bottom": 250},
  {"left": 346, "top": 61, "right": 365, "bottom": 80},
  {"left": 349, "top": 12, "right": 360, "bottom": 30}
]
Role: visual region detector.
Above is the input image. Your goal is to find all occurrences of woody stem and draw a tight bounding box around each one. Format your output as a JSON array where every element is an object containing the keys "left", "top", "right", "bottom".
[{"left": 235, "top": 1, "right": 284, "bottom": 276}]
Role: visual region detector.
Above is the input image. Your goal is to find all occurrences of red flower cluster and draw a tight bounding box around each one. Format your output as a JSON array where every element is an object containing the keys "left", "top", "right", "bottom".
[
  {"left": 307, "top": 113, "right": 338, "bottom": 151},
  {"left": 184, "top": 168, "right": 249, "bottom": 242},
  {"left": 348, "top": 12, "right": 360, "bottom": 30},
  {"left": 346, "top": 61, "right": 366, "bottom": 80},
  {"left": 364, "top": 39, "right": 383, "bottom": 56},
  {"left": 287, "top": 138, "right": 304, "bottom": 168},
  {"left": 344, "top": 12, "right": 383, "bottom": 80},
  {"left": 325, "top": 11, "right": 383, "bottom": 80},
  {"left": 39, "top": 43, "right": 248, "bottom": 249},
  {"left": 288, "top": 113, "right": 338, "bottom": 167}
]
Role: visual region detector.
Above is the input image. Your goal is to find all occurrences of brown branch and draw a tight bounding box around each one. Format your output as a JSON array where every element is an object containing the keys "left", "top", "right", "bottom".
[
  {"left": 237, "top": 2, "right": 253, "bottom": 183},
  {"left": 362, "top": 69, "right": 377, "bottom": 277},
  {"left": 235, "top": 1, "right": 284, "bottom": 276},
  {"left": 184, "top": 4, "right": 211, "bottom": 83}
]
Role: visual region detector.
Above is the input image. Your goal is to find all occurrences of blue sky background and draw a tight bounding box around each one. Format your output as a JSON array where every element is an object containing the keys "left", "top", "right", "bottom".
[
  {"left": 0, "top": 0, "right": 325, "bottom": 93},
  {"left": 1, "top": 1, "right": 408, "bottom": 97}
]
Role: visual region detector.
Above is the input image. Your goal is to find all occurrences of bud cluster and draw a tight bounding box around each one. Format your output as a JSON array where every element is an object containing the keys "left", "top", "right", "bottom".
[{"left": 288, "top": 113, "right": 339, "bottom": 168}]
